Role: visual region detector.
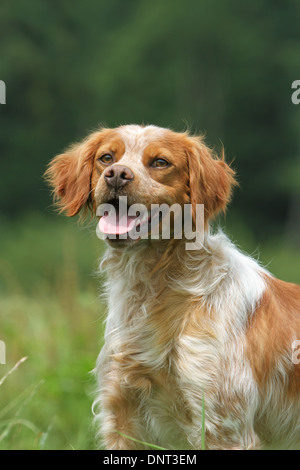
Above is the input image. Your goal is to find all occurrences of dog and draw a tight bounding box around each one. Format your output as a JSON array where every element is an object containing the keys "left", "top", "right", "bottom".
[{"left": 46, "top": 124, "right": 300, "bottom": 450}]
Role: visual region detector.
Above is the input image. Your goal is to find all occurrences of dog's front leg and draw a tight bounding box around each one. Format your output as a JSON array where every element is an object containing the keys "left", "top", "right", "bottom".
[
  {"left": 96, "top": 370, "right": 146, "bottom": 450},
  {"left": 203, "top": 424, "right": 261, "bottom": 450}
]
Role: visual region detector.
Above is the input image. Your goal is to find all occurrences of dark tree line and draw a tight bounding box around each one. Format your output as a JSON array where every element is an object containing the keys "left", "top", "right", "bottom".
[{"left": 0, "top": 0, "right": 299, "bottom": 240}]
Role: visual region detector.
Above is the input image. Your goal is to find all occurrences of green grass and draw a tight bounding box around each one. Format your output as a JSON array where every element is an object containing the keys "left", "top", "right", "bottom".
[
  {"left": 201, "top": 388, "right": 205, "bottom": 451},
  {"left": 0, "top": 213, "right": 105, "bottom": 449},
  {"left": 115, "top": 431, "right": 168, "bottom": 450},
  {"left": 0, "top": 289, "right": 103, "bottom": 449},
  {"left": 0, "top": 212, "right": 299, "bottom": 449}
]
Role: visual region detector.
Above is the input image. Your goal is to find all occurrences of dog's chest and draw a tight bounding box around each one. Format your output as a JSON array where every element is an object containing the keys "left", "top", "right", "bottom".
[
  {"left": 103, "top": 266, "right": 233, "bottom": 448},
  {"left": 106, "top": 274, "right": 221, "bottom": 401}
]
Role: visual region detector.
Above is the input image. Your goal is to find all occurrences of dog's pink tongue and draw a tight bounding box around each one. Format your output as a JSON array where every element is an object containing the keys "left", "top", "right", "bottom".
[{"left": 99, "top": 213, "right": 137, "bottom": 235}]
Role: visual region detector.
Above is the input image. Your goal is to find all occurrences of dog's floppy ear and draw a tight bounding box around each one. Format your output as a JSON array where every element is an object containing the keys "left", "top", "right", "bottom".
[
  {"left": 45, "top": 130, "right": 105, "bottom": 217},
  {"left": 185, "top": 135, "right": 237, "bottom": 225}
]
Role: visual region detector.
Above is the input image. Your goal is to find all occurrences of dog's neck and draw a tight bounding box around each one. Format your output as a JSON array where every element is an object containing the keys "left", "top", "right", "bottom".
[
  {"left": 100, "top": 229, "right": 267, "bottom": 321},
  {"left": 101, "top": 237, "right": 190, "bottom": 278},
  {"left": 98, "top": 229, "right": 268, "bottom": 378},
  {"left": 99, "top": 230, "right": 224, "bottom": 298}
]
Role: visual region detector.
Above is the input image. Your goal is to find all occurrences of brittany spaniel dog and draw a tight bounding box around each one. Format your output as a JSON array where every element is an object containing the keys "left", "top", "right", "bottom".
[{"left": 46, "top": 124, "right": 300, "bottom": 450}]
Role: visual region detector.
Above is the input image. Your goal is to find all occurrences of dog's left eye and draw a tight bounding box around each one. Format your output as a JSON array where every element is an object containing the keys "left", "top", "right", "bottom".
[
  {"left": 151, "top": 158, "right": 170, "bottom": 168},
  {"left": 99, "top": 154, "right": 113, "bottom": 164}
]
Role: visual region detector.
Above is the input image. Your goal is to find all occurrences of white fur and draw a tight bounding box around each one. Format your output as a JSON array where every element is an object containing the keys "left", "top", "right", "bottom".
[
  {"left": 93, "top": 231, "right": 272, "bottom": 449},
  {"left": 118, "top": 124, "right": 167, "bottom": 160}
]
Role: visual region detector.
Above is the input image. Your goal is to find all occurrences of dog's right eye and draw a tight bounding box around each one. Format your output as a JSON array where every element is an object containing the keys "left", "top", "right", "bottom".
[{"left": 99, "top": 154, "right": 113, "bottom": 165}]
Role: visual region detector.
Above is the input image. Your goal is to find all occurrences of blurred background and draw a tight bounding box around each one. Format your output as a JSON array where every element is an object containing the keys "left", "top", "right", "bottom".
[{"left": 0, "top": 0, "right": 299, "bottom": 449}]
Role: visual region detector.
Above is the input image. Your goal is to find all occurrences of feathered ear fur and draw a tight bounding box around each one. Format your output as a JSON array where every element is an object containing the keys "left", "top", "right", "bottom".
[
  {"left": 185, "top": 135, "right": 237, "bottom": 225},
  {"left": 45, "top": 130, "right": 106, "bottom": 217}
]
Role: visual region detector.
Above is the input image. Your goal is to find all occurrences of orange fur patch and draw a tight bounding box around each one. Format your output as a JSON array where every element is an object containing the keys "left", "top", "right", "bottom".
[{"left": 246, "top": 275, "right": 300, "bottom": 398}]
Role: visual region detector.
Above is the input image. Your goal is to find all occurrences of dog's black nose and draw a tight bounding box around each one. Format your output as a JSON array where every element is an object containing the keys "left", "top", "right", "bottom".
[{"left": 103, "top": 165, "right": 134, "bottom": 190}]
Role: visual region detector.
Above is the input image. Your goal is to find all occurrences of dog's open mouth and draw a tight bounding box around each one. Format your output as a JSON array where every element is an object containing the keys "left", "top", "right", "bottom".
[{"left": 98, "top": 198, "right": 160, "bottom": 240}]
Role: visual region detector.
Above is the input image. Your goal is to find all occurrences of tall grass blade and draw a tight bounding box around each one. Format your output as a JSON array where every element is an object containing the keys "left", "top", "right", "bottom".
[
  {"left": 0, "top": 357, "right": 28, "bottom": 387},
  {"left": 201, "top": 388, "right": 205, "bottom": 450},
  {"left": 115, "top": 431, "right": 168, "bottom": 450}
]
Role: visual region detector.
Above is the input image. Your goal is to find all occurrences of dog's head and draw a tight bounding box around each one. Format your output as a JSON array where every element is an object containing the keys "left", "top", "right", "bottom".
[{"left": 45, "top": 125, "right": 236, "bottom": 247}]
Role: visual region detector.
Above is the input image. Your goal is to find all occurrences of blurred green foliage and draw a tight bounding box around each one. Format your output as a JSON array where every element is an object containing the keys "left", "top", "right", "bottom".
[
  {"left": 0, "top": 0, "right": 299, "bottom": 239},
  {"left": 0, "top": 215, "right": 105, "bottom": 449},
  {"left": 0, "top": 0, "right": 300, "bottom": 450}
]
